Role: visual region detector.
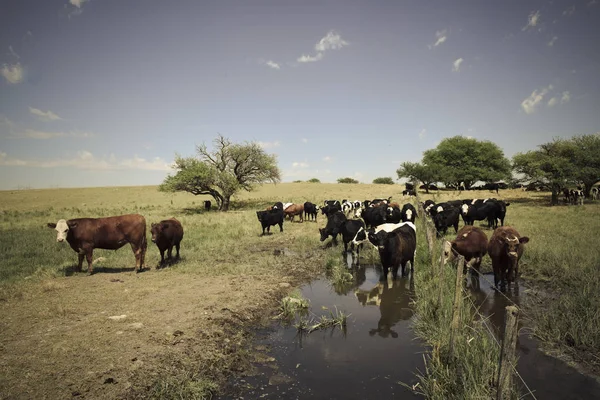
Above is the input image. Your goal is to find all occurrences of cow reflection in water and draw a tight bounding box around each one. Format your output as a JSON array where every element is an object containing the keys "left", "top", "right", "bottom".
[{"left": 355, "top": 276, "right": 415, "bottom": 338}]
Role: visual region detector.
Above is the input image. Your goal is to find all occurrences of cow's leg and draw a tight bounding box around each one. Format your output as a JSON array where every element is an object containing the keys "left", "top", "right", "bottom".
[
  {"left": 392, "top": 265, "right": 400, "bottom": 280},
  {"left": 141, "top": 237, "right": 147, "bottom": 270},
  {"left": 278, "top": 221, "right": 283, "bottom": 232},
  {"left": 131, "top": 243, "right": 143, "bottom": 272},
  {"left": 175, "top": 242, "right": 181, "bottom": 259},
  {"left": 85, "top": 250, "right": 94, "bottom": 275},
  {"left": 158, "top": 249, "right": 165, "bottom": 268},
  {"left": 381, "top": 265, "right": 389, "bottom": 281},
  {"left": 77, "top": 252, "right": 85, "bottom": 272},
  {"left": 167, "top": 244, "right": 173, "bottom": 261}
]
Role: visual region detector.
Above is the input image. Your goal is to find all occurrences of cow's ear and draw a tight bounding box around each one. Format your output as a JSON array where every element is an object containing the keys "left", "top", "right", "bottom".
[
  {"left": 505, "top": 202, "right": 511, "bottom": 207},
  {"left": 451, "top": 242, "right": 458, "bottom": 252},
  {"left": 67, "top": 221, "right": 77, "bottom": 229},
  {"left": 151, "top": 223, "right": 156, "bottom": 228},
  {"left": 47, "top": 222, "right": 57, "bottom": 229},
  {"left": 519, "top": 236, "right": 529, "bottom": 244}
]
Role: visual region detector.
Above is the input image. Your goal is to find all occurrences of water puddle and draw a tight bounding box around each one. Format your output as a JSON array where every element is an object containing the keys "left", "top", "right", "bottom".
[
  {"left": 469, "top": 273, "right": 600, "bottom": 399},
  {"left": 221, "top": 265, "right": 424, "bottom": 399}
]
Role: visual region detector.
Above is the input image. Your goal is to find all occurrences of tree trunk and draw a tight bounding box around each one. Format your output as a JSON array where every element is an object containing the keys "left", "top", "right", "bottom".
[
  {"left": 551, "top": 190, "right": 559, "bottom": 206},
  {"left": 425, "top": 184, "right": 430, "bottom": 194},
  {"left": 583, "top": 181, "right": 593, "bottom": 199},
  {"left": 221, "top": 196, "right": 231, "bottom": 211}
]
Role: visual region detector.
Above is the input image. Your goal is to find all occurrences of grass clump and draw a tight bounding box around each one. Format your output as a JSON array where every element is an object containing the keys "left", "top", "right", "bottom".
[
  {"left": 276, "top": 290, "right": 310, "bottom": 320},
  {"left": 295, "top": 306, "right": 349, "bottom": 334}
]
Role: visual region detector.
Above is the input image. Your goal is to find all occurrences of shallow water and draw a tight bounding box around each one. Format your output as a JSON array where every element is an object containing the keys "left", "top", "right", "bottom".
[
  {"left": 221, "top": 264, "right": 424, "bottom": 399},
  {"left": 469, "top": 273, "right": 600, "bottom": 399}
]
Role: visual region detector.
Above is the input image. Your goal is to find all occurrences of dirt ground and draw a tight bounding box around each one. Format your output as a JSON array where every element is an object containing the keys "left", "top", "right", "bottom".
[{"left": 0, "top": 247, "right": 321, "bottom": 400}]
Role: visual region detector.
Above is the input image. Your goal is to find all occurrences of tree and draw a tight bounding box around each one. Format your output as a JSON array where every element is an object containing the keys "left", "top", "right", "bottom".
[
  {"left": 307, "top": 178, "right": 321, "bottom": 183},
  {"left": 571, "top": 134, "right": 600, "bottom": 197},
  {"left": 512, "top": 139, "right": 576, "bottom": 205},
  {"left": 337, "top": 177, "right": 359, "bottom": 184},
  {"left": 372, "top": 177, "right": 395, "bottom": 185},
  {"left": 396, "top": 162, "right": 440, "bottom": 194},
  {"left": 423, "top": 136, "right": 511, "bottom": 189},
  {"left": 159, "top": 135, "right": 281, "bottom": 211}
]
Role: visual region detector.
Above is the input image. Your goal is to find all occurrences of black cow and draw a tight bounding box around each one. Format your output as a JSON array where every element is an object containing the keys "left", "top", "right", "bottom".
[
  {"left": 256, "top": 209, "right": 284, "bottom": 235},
  {"left": 322, "top": 200, "right": 342, "bottom": 216},
  {"left": 355, "top": 204, "right": 387, "bottom": 229},
  {"left": 271, "top": 202, "right": 284, "bottom": 210},
  {"left": 304, "top": 202, "right": 320, "bottom": 222},
  {"left": 484, "top": 182, "right": 500, "bottom": 194},
  {"left": 368, "top": 224, "right": 417, "bottom": 279},
  {"left": 422, "top": 200, "right": 435, "bottom": 215},
  {"left": 405, "top": 183, "right": 414, "bottom": 191},
  {"left": 429, "top": 202, "right": 457, "bottom": 217},
  {"left": 386, "top": 206, "right": 402, "bottom": 224},
  {"left": 319, "top": 211, "right": 347, "bottom": 246},
  {"left": 460, "top": 201, "right": 501, "bottom": 228},
  {"left": 433, "top": 207, "right": 460, "bottom": 237},
  {"left": 402, "top": 189, "right": 416, "bottom": 196},
  {"left": 401, "top": 203, "right": 417, "bottom": 223},
  {"left": 204, "top": 200, "right": 211, "bottom": 211}
]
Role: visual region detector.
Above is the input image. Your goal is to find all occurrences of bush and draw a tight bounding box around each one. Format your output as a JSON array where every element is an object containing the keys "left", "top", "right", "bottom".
[
  {"left": 373, "top": 177, "right": 395, "bottom": 185},
  {"left": 307, "top": 178, "right": 321, "bottom": 183},
  {"left": 293, "top": 180, "right": 303, "bottom": 183},
  {"left": 337, "top": 177, "right": 359, "bottom": 184}
]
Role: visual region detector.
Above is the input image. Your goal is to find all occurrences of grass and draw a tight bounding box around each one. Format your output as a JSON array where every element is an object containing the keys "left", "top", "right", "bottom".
[
  {"left": 276, "top": 290, "right": 310, "bottom": 320},
  {"left": 0, "top": 183, "right": 599, "bottom": 398},
  {"left": 294, "top": 306, "right": 349, "bottom": 334}
]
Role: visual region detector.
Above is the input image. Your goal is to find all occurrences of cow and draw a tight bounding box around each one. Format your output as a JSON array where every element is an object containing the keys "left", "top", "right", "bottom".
[
  {"left": 322, "top": 200, "right": 342, "bottom": 216},
  {"left": 284, "top": 203, "right": 304, "bottom": 222},
  {"left": 445, "top": 200, "right": 464, "bottom": 209},
  {"left": 386, "top": 205, "right": 402, "bottom": 224},
  {"left": 47, "top": 214, "right": 147, "bottom": 274},
  {"left": 271, "top": 202, "right": 284, "bottom": 211},
  {"left": 401, "top": 203, "right": 417, "bottom": 223},
  {"left": 405, "top": 183, "right": 414, "bottom": 191},
  {"left": 303, "top": 202, "right": 320, "bottom": 222},
  {"left": 370, "top": 196, "right": 392, "bottom": 207},
  {"left": 340, "top": 219, "right": 366, "bottom": 256},
  {"left": 204, "top": 200, "right": 211, "bottom": 212},
  {"left": 460, "top": 201, "right": 501, "bottom": 228},
  {"left": 442, "top": 225, "right": 488, "bottom": 273},
  {"left": 494, "top": 200, "right": 510, "bottom": 227},
  {"left": 351, "top": 221, "right": 417, "bottom": 250},
  {"left": 150, "top": 218, "right": 184, "bottom": 268},
  {"left": 570, "top": 189, "right": 584, "bottom": 205},
  {"left": 402, "top": 189, "right": 416, "bottom": 197},
  {"left": 488, "top": 226, "right": 529, "bottom": 290},
  {"left": 484, "top": 182, "right": 500, "bottom": 194},
  {"left": 367, "top": 223, "right": 417, "bottom": 280},
  {"left": 429, "top": 202, "right": 457, "bottom": 217},
  {"left": 341, "top": 200, "right": 354, "bottom": 215},
  {"left": 355, "top": 203, "right": 387, "bottom": 229},
  {"left": 256, "top": 208, "right": 284, "bottom": 235},
  {"left": 319, "top": 211, "right": 347, "bottom": 246},
  {"left": 422, "top": 200, "right": 435, "bottom": 215},
  {"left": 433, "top": 207, "right": 460, "bottom": 237},
  {"left": 592, "top": 187, "right": 599, "bottom": 201}
]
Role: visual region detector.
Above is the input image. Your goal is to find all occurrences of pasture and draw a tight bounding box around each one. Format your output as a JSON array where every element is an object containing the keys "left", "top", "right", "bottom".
[{"left": 0, "top": 183, "right": 598, "bottom": 399}]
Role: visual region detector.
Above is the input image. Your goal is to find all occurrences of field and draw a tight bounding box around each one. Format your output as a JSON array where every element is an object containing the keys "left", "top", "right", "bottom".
[{"left": 0, "top": 183, "right": 599, "bottom": 399}]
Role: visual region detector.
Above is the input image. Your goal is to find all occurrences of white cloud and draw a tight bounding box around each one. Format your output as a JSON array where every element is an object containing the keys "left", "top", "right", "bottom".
[
  {"left": 418, "top": 128, "right": 427, "bottom": 139},
  {"left": 297, "top": 53, "right": 324, "bottom": 63},
  {"left": 561, "top": 91, "right": 571, "bottom": 104},
  {"left": 292, "top": 162, "right": 309, "bottom": 168},
  {"left": 547, "top": 36, "right": 558, "bottom": 47},
  {"left": 265, "top": 60, "right": 280, "bottom": 70},
  {"left": 323, "top": 156, "right": 332, "bottom": 163},
  {"left": 521, "top": 84, "right": 553, "bottom": 114},
  {"left": 429, "top": 30, "right": 447, "bottom": 49},
  {"left": 257, "top": 140, "right": 281, "bottom": 149},
  {"left": 1, "top": 63, "right": 24, "bottom": 84},
  {"left": 314, "top": 31, "right": 349, "bottom": 52},
  {"left": 562, "top": 6, "right": 575, "bottom": 16},
  {"left": 547, "top": 97, "right": 558, "bottom": 107},
  {"left": 8, "top": 46, "right": 20, "bottom": 60},
  {"left": 29, "top": 107, "right": 63, "bottom": 121},
  {"left": 522, "top": 11, "right": 541, "bottom": 31},
  {"left": 69, "top": 0, "right": 87, "bottom": 7},
  {"left": 18, "top": 129, "right": 93, "bottom": 140},
  {"left": 0, "top": 150, "right": 171, "bottom": 171},
  {"left": 65, "top": 0, "right": 88, "bottom": 18},
  {"left": 452, "top": 58, "right": 464, "bottom": 72},
  {"left": 301, "top": 138, "right": 308, "bottom": 144}
]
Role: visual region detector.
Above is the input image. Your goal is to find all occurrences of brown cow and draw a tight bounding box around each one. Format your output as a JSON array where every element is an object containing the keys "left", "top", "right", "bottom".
[
  {"left": 443, "top": 226, "right": 488, "bottom": 272},
  {"left": 150, "top": 218, "right": 184, "bottom": 267},
  {"left": 47, "top": 214, "right": 147, "bottom": 274},
  {"left": 488, "top": 226, "right": 529, "bottom": 290},
  {"left": 284, "top": 203, "right": 304, "bottom": 222}
]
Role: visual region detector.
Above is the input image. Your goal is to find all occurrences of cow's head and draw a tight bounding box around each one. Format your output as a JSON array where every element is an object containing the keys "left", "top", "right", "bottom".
[
  {"left": 367, "top": 230, "right": 388, "bottom": 250},
  {"left": 461, "top": 204, "right": 469, "bottom": 215},
  {"left": 504, "top": 235, "right": 529, "bottom": 260},
  {"left": 354, "top": 208, "right": 363, "bottom": 218},
  {"left": 150, "top": 222, "right": 167, "bottom": 243},
  {"left": 442, "top": 240, "right": 459, "bottom": 265},
  {"left": 404, "top": 208, "right": 413, "bottom": 221},
  {"left": 319, "top": 228, "right": 328, "bottom": 242},
  {"left": 47, "top": 219, "right": 75, "bottom": 242}
]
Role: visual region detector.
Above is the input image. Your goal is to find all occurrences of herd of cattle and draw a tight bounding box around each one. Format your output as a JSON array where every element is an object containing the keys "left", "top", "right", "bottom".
[{"left": 256, "top": 196, "right": 528, "bottom": 290}]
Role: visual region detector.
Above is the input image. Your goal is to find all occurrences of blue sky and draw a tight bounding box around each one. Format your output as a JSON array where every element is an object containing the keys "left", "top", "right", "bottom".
[{"left": 1, "top": 0, "right": 599, "bottom": 189}]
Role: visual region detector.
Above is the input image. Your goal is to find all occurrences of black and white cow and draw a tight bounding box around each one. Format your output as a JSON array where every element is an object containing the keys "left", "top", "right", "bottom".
[
  {"left": 351, "top": 221, "right": 417, "bottom": 251},
  {"left": 319, "top": 211, "right": 347, "bottom": 246},
  {"left": 401, "top": 203, "right": 417, "bottom": 223},
  {"left": 433, "top": 207, "right": 460, "bottom": 237},
  {"left": 386, "top": 205, "right": 402, "bottom": 224},
  {"left": 340, "top": 219, "right": 366, "bottom": 256},
  {"left": 355, "top": 204, "right": 387, "bottom": 229},
  {"left": 460, "top": 201, "right": 501, "bottom": 228},
  {"left": 422, "top": 200, "right": 435, "bottom": 215},
  {"left": 592, "top": 188, "right": 599, "bottom": 201}
]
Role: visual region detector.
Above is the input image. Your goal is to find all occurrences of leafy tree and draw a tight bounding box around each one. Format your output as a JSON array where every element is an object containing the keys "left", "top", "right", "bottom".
[
  {"left": 293, "top": 180, "right": 303, "bottom": 183},
  {"left": 512, "top": 139, "right": 576, "bottom": 205},
  {"left": 160, "top": 135, "right": 281, "bottom": 211},
  {"left": 396, "top": 162, "right": 440, "bottom": 194},
  {"left": 337, "top": 177, "right": 359, "bottom": 184},
  {"left": 423, "top": 136, "right": 511, "bottom": 189},
  {"left": 571, "top": 134, "right": 600, "bottom": 197},
  {"left": 372, "top": 177, "right": 395, "bottom": 185},
  {"left": 307, "top": 178, "right": 321, "bottom": 183}
]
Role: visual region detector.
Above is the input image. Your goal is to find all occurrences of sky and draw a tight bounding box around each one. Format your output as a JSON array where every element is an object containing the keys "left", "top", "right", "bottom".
[{"left": 1, "top": 0, "right": 599, "bottom": 189}]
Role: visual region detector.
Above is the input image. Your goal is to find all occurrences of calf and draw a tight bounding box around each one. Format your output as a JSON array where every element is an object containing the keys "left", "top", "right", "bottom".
[
  {"left": 443, "top": 226, "right": 488, "bottom": 272},
  {"left": 319, "top": 211, "right": 347, "bottom": 246},
  {"left": 150, "top": 218, "right": 184, "bottom": 268},
  {"left": 204, "top": 200, "right": 211, "bottom": 211},
  {"left": 47, "top": 214, "right": 147, "bottom": 274},
  {"left": 368, "top": 224, "right": 417, "bottom": 279},
  {"left": 256, "top": 208, "right": 284, "bottom": 235},
  {"left": 303, "top": 202, "right": 320, "bottom": 222},
  {"left": 488, "top": 226, "right": 529, "bottom": 290},
  {"left": 401, "top": 203, "right": 417, "bottom": 223},
  {"left": 433, "top": 207, "right": 460, "bottom": 237},
  {"left": 284, "top": 203, "right": 304, "bottom": 222}
]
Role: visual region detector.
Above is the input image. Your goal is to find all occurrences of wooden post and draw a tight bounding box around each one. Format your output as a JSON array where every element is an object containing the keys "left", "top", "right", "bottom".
[
  {"left": 437, "top": 239, "right": 446, "bottom": 306},
  {"left": 496, "top": 305, "right": 519, "bottom": 400},
  {"left": 448, "top": 255, "right": 465, "bottom": 360}
]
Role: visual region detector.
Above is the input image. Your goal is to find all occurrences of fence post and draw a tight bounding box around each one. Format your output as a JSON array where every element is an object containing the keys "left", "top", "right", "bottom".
[
  {"left": 496, "top": 305, "right": 519, "bottom": 400},
  {"left": 448, "top": 255, "right": 465, "bottom": 360},
  {"left": 437, "top": 239, "right": 446, "bottom": 306}
]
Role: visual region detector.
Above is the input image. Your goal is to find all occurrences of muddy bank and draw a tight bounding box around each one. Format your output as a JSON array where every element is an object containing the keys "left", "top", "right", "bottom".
[{"left": 221, "top": 266, "right": 425, "bottom": 399}]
